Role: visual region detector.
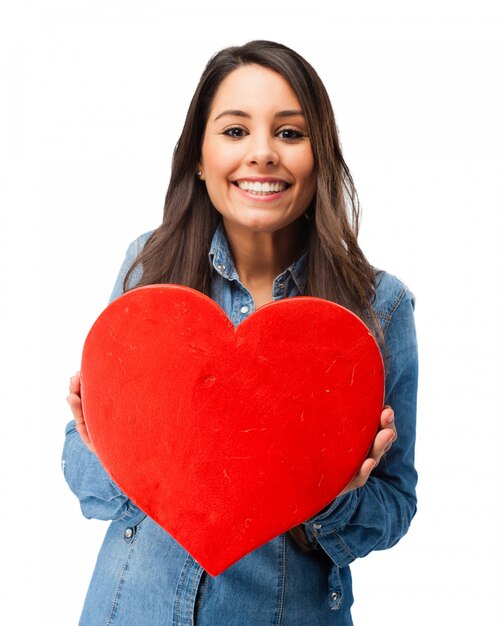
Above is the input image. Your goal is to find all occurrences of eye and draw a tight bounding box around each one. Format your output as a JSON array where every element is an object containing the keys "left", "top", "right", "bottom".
[
  {"left": 222, "top": 126, "right": 248, "bottom": 139},
  {"left": 276, "top": 128, "right": 306, "bottom": 140}
]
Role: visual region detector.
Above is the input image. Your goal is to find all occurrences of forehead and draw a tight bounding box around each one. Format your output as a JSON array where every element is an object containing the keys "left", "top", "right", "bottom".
[{"left": 209, "top": 64, "right": 302, "bottom": 117}]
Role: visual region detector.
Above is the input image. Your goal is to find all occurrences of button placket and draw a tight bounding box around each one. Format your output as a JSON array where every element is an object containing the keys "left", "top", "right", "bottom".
[
  {"left": 235, "top": 285, "right": 253, "bottom": 319},
  {"left": 273, "top": 275, "right": 288, "bottom": 299}
]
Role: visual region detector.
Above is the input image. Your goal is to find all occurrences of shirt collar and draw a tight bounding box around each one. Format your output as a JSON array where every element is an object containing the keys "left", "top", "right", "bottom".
[{"left": 208, "top": 223, "right": 307, "bottom": 294}]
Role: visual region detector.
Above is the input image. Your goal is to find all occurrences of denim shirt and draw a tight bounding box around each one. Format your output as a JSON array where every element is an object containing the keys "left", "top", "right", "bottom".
[{"left": 62, "top": 225, "right": 418, "bottom": 626}]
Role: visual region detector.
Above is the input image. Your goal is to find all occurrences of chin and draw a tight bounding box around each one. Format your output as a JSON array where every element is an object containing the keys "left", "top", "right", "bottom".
[
  {"left": 223, "top": 211, "right": 301, "bottom": 236},
  {"left": 241, "top": 214, "right": 297, "bottom": 233},
  {"left": 243, "top": 221, "right": 286, "bottom": 234}
]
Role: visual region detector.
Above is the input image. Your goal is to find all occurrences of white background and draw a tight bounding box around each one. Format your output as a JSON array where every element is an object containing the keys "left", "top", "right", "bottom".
[{"left": 1, "top": 1, "right": 500, "bottom": 624}]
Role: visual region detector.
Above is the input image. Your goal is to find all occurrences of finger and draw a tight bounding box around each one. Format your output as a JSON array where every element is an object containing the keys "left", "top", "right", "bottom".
[
  {"left": 67, "top": 394, "right": 95, "bottom": 453},
  {"left": 380, "top": 406, "right": 397, "bottom": 444},
  {"left": 67, "top": 392, "right": 84, "bottom": 423},
  {"left": 368, "top": 428, "right": 396, "bottom": 464},
  {"left": 339, "top": 458, "right": 377, "bottom": 495},
  {"left": 381, "top": 405, "right": 395, "bottom": 428},
  {"left": 358, "top": 458, "right": 378, "bottom": 484},
  {"left": 69, "top": 371, "right": 81, "bottom": 395}
]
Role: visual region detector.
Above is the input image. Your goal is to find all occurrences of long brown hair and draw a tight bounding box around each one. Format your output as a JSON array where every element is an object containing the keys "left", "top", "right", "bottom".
[
  {"left": 125, "top": 40, "right": 378, "bottom": 551},
  {"left": 125, "top": 41, "right": 375, "bottom": 314}
]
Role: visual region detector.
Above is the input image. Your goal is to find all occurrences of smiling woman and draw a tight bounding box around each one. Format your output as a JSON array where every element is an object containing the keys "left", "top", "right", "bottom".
[
  {"left": 62, "top": 40, "right": 418, "bottom": 626},
  {"left": 199, "top": 65, "right": 316, "bottom": 234},
  {"left": 198, "top": 64, "right": 317, "bottom": 306}
]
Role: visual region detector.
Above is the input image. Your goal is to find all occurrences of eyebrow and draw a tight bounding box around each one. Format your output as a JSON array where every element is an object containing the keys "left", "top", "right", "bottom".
[{"left": 213, "top": 109, "right": 305, "bottom": 122}]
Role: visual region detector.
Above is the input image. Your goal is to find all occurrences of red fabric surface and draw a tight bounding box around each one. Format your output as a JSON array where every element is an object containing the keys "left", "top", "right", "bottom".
[{"left": 81, "top": 285, "right": 384, "bottom": 575}]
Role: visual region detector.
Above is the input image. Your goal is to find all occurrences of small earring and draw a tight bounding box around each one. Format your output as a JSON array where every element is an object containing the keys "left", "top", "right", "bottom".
[{"left": 196, "top": 170, "right": 203, "bottom": 178}]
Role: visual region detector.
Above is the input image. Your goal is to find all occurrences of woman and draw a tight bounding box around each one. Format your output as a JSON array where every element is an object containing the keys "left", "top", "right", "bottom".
[{"left": 63, "top": 40, "right": 418, "bottom": 625}]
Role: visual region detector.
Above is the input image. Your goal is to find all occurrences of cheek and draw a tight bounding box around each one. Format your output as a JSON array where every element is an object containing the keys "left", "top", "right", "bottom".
[
  {"left": 202, "top": 140, "right": 238, "bottom": 179},
  {"left": 298, "top": 161, "right": 316, "bottom": 196},
  {"left": 291, "top": 148, "right": 315, "bottom": 185}
]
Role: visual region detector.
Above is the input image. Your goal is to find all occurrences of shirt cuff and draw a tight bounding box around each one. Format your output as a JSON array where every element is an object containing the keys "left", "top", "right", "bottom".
[{"left": 304, "top": 490, "right": 359, "bottom": 538}]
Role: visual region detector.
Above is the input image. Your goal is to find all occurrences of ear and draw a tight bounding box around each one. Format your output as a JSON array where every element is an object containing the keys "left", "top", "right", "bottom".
[{"left": 196, "top": 162, "right": 205, "bottom": 181}]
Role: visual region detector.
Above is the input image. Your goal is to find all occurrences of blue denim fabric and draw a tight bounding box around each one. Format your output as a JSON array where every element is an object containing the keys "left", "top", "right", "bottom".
[{"left": 62, "top": 224, "right": 418, "bottom": 625}]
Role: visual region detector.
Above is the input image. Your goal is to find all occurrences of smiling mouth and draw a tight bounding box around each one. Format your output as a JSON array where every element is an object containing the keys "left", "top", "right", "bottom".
[{"left": 232, "top": 180, "right": 291, "bottom": 196}]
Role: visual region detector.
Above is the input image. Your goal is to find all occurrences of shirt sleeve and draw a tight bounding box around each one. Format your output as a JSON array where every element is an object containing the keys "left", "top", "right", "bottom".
[
  {"left": 61, "top": 238, "right": 147, "bottom": 524},
  {"left": 62, "top": 420, "right": 146, "bottom": 525},
  {"left": 303, "top": 287, "right": 418, "bottom": 568}
]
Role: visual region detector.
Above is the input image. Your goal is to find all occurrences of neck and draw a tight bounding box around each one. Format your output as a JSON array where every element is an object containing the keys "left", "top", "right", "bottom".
[{"left": 222, "top": 220, "right": 304, "bottom": 305}]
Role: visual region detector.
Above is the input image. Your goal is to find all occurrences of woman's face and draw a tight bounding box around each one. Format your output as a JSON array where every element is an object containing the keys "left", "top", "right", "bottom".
[{"left": 199, "top": 64, "right": 316, "bottom": 237}]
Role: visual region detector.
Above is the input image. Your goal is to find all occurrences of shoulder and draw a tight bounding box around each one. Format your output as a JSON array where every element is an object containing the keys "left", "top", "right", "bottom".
[
  {"left": 371, "top": 270, "right": 416, "bottom": 331},
  {"left": 125, "top": 230, "right": 155, "bottom": 259},
  {"left": 108, "top": 230, "right": 155, "bottom": 303},
  {"left": 120, "top": 230, "right": 155, "bottom": 274}
]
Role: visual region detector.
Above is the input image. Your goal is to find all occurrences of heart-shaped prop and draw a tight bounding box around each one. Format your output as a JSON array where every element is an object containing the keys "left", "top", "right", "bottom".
[{"left": 81, "top": 285, "right": 384, "bottom": 576}]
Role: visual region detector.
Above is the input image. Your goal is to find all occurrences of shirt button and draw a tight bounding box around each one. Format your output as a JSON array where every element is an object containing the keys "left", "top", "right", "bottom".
[
  {"left": 217, "top": 264, "right": 225, "bottom": 271},
  {"left": 240, "top": 305, "right": 250, "bottom": 314},
  {"left": 312, "top": 523, "right": 322, "bottom": 530},
  {"left": 124, "top": 528, "right": 133, "bottom": 539},
  {"left": 278, "top": 283, "right": 285, "bottom": 290},
  {"left": 331, "top": 592, "right": 339, "bottom": 601}
]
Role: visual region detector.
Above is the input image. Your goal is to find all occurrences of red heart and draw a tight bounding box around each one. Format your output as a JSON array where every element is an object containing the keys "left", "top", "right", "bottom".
[{"left": 81, "top": 285, "right": 383, "bottom": 576}]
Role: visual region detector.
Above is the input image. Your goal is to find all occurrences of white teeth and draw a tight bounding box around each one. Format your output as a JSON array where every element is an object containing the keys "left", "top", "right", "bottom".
[{"left": 237, "top": 181, "right": 287, "bottom": 193}]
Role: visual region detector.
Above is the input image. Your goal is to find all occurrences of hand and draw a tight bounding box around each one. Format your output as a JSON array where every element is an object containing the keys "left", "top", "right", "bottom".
[
  {"left": 67, "top": 371, "right": 95, "bottom": 453},
  {"left": 337, "top": 405, "right": 397, "bottom": 497}
]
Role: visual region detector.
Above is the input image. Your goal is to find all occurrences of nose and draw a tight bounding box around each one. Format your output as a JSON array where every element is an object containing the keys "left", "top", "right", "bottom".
[{"left": 246, "top": 132, "right": 279, "bottom": 167}]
